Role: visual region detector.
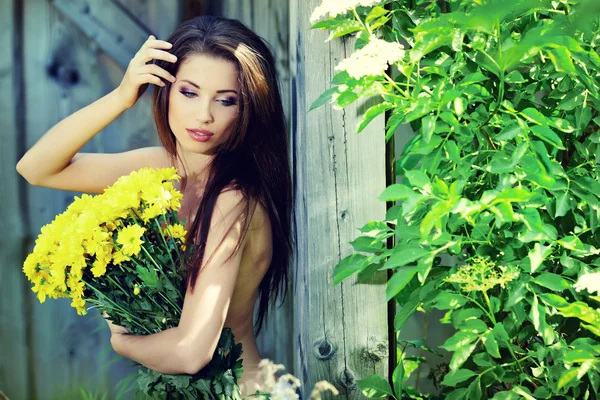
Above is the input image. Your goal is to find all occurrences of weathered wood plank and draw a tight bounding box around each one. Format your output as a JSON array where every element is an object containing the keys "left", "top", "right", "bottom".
[
  {"left": 0, "top": 0, "right": 30, "bottom": 399},
  {"left": 18, "top": 0, "right": 181, "bottom": 397},
  {"left": 22, "top": 0, "right": 122, "bottom": 395},
  {"left": 290, "top": 0, "right": 389, "bottom": 396},
  {"left": 51, "top": 0, "right": 151, "bottom": 69},
  {"left": 216, "top": 0, "right": 295, "bottom": 375}
]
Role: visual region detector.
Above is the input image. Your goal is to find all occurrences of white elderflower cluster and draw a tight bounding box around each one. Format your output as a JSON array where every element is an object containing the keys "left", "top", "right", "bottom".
[
  {"left": 335, "top": 37, "right": 405, "bottom": 79},
  {"left": 574, "top": 271, "right": 600, "bottom": 295},
  {"left": 245, "top": 359, "right": 339, "bottom": 400},
  {"left": 310, "top": 0, "right": 384, "bottom": 23}
]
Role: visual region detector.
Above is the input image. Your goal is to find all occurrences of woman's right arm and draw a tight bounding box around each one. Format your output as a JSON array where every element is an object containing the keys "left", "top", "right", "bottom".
[
  {"left": 16, "top": 35, "right": 177, "bottom": 193},
  {"left": 16, "top": 88, "right": 129, "bottom": 185}
]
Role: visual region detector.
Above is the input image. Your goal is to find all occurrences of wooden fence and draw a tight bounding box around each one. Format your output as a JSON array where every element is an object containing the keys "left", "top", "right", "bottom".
[{"left": 0, "top": 0, "right": 396, "bottom": 398}]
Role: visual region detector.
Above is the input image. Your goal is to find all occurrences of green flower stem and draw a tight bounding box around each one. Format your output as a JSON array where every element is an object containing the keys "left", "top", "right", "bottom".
[
  {"left": 352, "top": 7, "right": 372, "bottom": 36},
  {"left": 83, "top": 280, "right": 152, "bottom": 334},
  {"left": 478, "top": 354, "right": 532, "bottom": 379},
  {"left": 162, "top": 212, "right": 183, "bottom": 261},
  {"left": 106, "top": 275, "right": 130, "bottom": 298},
  {"left": 127, "top": 252, "right": 183, "bottom": 314},
  {"left": 384, "top": 72, "right": 410, "bottom": 98},
  {"left": 482, "top": 290, "right": 497, "bottom": 324},
  {"left": 481, "top": 290, "right": 525, "bottom": 372},
  {"left": 457, "top": 293, "right": 495, "bottom": 322},
  {"left": 154, "top": 218, "right": 177, "bottom": 270}
]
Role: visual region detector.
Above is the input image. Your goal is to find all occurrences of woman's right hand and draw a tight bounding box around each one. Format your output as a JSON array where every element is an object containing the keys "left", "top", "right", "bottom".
[{"left": 116, "top": 35, "right": 178, "bottom": 109}]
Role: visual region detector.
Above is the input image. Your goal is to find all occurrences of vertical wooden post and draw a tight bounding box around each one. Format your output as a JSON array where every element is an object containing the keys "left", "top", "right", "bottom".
[
  {"left": 3, "top": 0, "right": 181, "bottom": 397},
  {"left": 0, "top": 0, "right": 29, "bottom": 398},
  {"left": 289, "top": 0, "right": 389, "bottom": 396}
]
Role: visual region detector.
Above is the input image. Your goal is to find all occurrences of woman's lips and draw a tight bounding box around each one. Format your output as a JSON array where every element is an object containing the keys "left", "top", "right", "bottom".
[{"left": 186, "top": 129, "right": 214, "bottom": 142}]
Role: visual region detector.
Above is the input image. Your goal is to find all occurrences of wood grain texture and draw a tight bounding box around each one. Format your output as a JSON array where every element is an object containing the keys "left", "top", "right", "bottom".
[
  {"left": 0, "top": 0, "right": 29, "bottom": 398},
  {"left": 1, "top": 0, "right": 181, "bottom": 397},
  {"left": 290, "top": 0, "right": 389, "bottom": 396},
  {"left": 51, "top": 0, "right": 150, "bottom": 69},
  {"left": 217, "top": 0, "right": 295, "bottom": 376}
]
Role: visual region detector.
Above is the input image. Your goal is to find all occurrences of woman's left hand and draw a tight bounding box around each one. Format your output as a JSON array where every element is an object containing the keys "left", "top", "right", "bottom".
[{"left": 102, "top": 311, "right": 131, "bottom": 337}]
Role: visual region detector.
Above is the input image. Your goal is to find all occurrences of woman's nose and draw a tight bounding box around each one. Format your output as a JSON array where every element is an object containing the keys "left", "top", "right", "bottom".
[{"left": 197, "top": 101, "right": 214, "bottom": 124}]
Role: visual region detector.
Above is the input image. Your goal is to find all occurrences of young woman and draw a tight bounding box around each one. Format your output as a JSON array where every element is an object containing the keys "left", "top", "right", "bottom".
[{"left": 16, "top": 15, "right": 293, "bottom": 396}]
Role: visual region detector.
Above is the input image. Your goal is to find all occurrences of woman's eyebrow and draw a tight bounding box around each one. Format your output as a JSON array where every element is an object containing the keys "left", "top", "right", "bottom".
[{"left": 180, "top": 79, "right": 238, "bottom": 94}]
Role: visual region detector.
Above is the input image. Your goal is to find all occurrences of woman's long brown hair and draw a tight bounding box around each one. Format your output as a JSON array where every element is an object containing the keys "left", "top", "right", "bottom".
[{"left": 150, "top": 15, "right": 293, "bottom": 337}]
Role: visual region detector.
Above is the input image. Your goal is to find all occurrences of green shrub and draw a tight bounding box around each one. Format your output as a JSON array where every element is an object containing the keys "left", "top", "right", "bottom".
[{"left": 311, "top": 0, "right": 600, "bottom": 398}]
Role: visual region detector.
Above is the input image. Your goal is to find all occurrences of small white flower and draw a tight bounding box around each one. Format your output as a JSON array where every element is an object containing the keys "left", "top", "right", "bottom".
[
  {"left": 574, "top": 272, "right": 600, "bottom": 295},
  {"left": 310, "top": 0, "right": 384, "bottom": 24},
  {"left": 334, "top": 37, "right": 405, "bottom": 79},
  {"left": 271, "top": 374, "right": 302, "bottom": 400},
  {"left": 310, "top": 380, "right": 340, "bottom": 400}
]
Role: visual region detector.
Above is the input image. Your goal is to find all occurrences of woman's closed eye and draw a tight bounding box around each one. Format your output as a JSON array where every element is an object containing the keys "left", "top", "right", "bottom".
[{"left": 179, "top": 90, "right": 237, "bottom": 106}]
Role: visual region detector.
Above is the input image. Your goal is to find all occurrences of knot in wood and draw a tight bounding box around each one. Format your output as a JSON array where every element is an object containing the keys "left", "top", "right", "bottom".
[
  {"left": 338, "top": 368, "right": 356, "bottom": 390},
  {"left": 47, "top": 59, "right": 80, "bottom": 87},
  {"left": 340, "top": 210, "right": 348, "bottom": 220},
  {"left": 313, "top": 337, "right": 337, "bottom": 360},
  {"left": 361, "top": 340, "right": 388, "bottom": 363}
]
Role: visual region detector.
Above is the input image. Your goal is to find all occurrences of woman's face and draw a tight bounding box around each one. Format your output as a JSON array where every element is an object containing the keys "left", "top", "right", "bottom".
[{"left": 168, "top": 53, "right": 240, "bottom": 159}]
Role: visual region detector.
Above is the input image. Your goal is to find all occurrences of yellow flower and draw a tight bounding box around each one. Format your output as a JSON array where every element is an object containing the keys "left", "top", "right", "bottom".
[
  {"left": 162, "top": 317, "right": 167, "bottom": 323},
  {"left": 91, "top": 257, "right": 108, "bottom": 278},
  {"left": 116, "top": 224, "right": 146, "bottom": 256},
  {"left": 141, "top": 203, "right": 164, "bottom": 223},
  {"left": 163, "top": 223, "right": 187, "bottom": 241},
  {"left": 112, "top": 250, "right": 131, "bottom": 265},
  {"left": 133, "top": 284, "right": 141, "bottom": 296}
]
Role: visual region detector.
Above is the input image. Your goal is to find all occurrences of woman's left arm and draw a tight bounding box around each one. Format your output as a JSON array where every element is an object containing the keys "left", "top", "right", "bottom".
[{"left": 106, "top": 189, "right": 248, "bottom": 375}]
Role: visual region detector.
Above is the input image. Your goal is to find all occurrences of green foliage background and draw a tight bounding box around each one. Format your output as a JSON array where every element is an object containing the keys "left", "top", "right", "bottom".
[{"left": 311, "top": 0, "right": 600, "bottom": 399}]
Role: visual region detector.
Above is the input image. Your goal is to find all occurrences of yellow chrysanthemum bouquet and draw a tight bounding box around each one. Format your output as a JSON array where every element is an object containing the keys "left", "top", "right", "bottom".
[{"left": 22, "top": 167, "right": 243, "bottom": 399}]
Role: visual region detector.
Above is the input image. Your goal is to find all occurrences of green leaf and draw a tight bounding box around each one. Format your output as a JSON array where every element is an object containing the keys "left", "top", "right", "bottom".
[
  {"left": 468, "top": 376, "right": 482, "bottom": 400},
  {"left": 357, "top": 102, "right": 394, "bottom": 133},
  {"left": 563, "top": 348, "right": 597, "bottom": 363},
  {"left": 495, "top": 122, "right": 522, "bottom": 141},
  {"left": 378, "top": 184, "right": 417, "bottom": 201},
  {"left": 386, "top": 267, "right": 418, "bottom": 301},
  {"left": 532, "top": 273, "right": 569, "bottom": 291},
  {"left": 384, "top": 247, "right": 430, "bottom": 269},
  {"left": 335, "top": 90, "right": 359, "bottom": 108},
  {"left": 421, "top": 115, "right": 437, "bottom": 143},
  {"left": 554, "top": 190, "right": 572, "bottom": 218},
  {"left": 529, "top": 125, "right": 566, "bottom": 149},
  {"left": 527, "top": 243, "right": 553, "bottom": 273},
  {"left": 326, "top": 19, "right": 363, "bottom": 41},
  {"left": 530, "top": 294, "right": 554, "bottom": 345},
  {"left": 309, "top": 86, "right": 339, "bottom": 111},
  {"left": 458, "top": 319, "right": 488, "bottom": 334},
  {"left": 366, "top": 6, "right": 388, "bottom": 23},
  {"left": 521, "top": 108, "right": 548, "bottom": 125},
  {"left": 332, "top": 254, "right": 369, "bottom": 285},
  {"left": 410, "top": 27, "right": 454, "bottom": 62},
  {"left": 441, "top": 369, "right": 477, "bottom": 387},
  {"left": 548, "top": 46, "right": 577, "bottom": 74},
  {"left": 392, "top": 361, "right": 404, "bottom": 398},
  {"left": 483, "top": 331, "right": 501, "bottom": 358},
  {"left": 490, "top": 391, "right": 521, "bottom": 400},
  {"left": 558, "top": 368, "right": 580, "bottom": 390},
  {"left": 350, "top": 236, "right": 385, "bottom": 253},
  {"left": 449, "top": 341, "right": 478, "bottom": 371},
  {"left": 395, "top": 290, "right": 421, "bottom": 331},
  {"left": 440, "top": 331, "right": 478, "bottom": 352},
  {"left": 433, "top": 292, "right": 468, "bottom": 310},
  {"left": 405, "top": 170, "right": 431, "bottom": 190},
  {"left": 135, "top": 264, "right": 161, "bottom": 290},
  {"left": 356, "top": 374, "right": 395, "bottom": 398}
]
